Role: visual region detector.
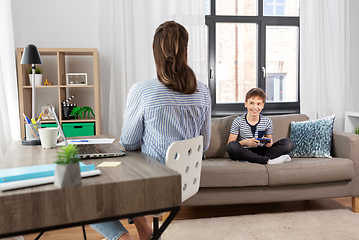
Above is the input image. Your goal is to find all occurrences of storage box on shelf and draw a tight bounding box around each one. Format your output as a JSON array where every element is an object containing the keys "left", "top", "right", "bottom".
[
  {"left": 41, "top": 123, "right": 58, "bottom": 128},
  {"left": 63, "top": 122, "right": 95, "bottom": 137},
  {"left": 17, "top": 48, "right": 101, "bottom": 139}
]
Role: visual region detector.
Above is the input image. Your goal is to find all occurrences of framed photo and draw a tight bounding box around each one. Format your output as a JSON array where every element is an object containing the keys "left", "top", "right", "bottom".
[
  {"left": 41, "top": 105, "right": 55, "bottom": 120},
  {"left": 66, "top": 73, "right": 87, "bottom": 85}
]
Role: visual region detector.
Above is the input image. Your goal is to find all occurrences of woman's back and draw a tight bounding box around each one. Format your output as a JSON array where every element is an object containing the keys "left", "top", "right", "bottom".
[{"left": 120, "top": 77, "right": 211, "bottom": 164}]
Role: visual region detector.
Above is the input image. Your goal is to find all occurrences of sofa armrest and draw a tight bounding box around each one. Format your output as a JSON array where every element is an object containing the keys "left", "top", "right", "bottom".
[
  {"left": 332, "top": 131, "right": 359, "bottom": 196},
  {"left": 332, "top": 131, "right": 359, "bottom": 160}
]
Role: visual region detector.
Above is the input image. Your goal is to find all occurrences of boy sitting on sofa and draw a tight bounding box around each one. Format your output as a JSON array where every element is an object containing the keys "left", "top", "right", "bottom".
[{"left": 227, "top": 88, "right": 294, "bottom": 164}]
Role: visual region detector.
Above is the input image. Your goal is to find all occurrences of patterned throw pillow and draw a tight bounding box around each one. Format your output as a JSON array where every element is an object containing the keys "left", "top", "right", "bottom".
[{"left": 289, "top": 115, "right": 335, "bottom": 158}]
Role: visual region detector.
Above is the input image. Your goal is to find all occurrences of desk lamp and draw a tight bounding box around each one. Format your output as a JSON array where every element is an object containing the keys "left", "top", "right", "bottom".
[{"left": 20, "top": 44, "right": 43, "bottom": 119}]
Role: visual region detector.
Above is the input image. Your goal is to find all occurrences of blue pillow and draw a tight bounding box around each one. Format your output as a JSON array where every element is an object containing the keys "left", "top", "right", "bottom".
[{"left": 289, "top": 115, "right": 335, "bottom": 158}]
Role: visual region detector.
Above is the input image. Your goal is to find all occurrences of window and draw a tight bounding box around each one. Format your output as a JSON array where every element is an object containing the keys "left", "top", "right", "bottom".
[
  {"left": 264, "top": 0, "right": 286, "bottom": 16},
  {"left": 266, "top": 73, "right": 286, "bottom": 101},
  {"left": 206, "top": 0, "right": 300, "bottom": 116}
]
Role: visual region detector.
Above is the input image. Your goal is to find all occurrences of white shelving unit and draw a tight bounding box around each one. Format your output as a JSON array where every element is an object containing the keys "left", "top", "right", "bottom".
[
  {"left": 344, "top": 112, "right": 359, "bottom": 133},
  {"left": 17, "top": 48, "right": 102, "bottom": 139}
]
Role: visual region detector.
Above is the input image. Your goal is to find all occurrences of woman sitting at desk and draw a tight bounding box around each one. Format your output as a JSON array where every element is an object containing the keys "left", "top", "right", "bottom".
[{"left": 91, "top": 21, "right": 211, "bottom": 240}]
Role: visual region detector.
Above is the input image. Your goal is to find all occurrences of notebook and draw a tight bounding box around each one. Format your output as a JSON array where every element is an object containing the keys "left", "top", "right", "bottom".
[
  {"left": 50, "top": 106, "right": 125, "bottom": 159},
  {"left": 0, "top": 162, "right": 95, "bottom": 183}
]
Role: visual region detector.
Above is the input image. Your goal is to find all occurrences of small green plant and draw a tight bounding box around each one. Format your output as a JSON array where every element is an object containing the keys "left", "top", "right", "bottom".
[
  {"left": 355, "top": 127, "right": 359, "bottom": 135},
  {"left": 70, "top": 106, "right": 95, "bottom": 119},
  {"left": 55, "top": 144, "right": 80, "bottom": 164},
  {"left": 28, "top": 66, "right": 43, "bottom": 74}
]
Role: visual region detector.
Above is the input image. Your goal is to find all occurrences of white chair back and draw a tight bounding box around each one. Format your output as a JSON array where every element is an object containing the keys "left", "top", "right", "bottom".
[{"left": 165, "top": 136, "right": 203, "bottom": 202}]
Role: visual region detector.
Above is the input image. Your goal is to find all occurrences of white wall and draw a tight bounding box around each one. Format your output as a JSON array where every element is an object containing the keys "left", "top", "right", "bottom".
[
  {"left": 11, "top": 0, "right": 100, "bottom": 48},
  {"left": 350, "top": 0, "right": 359, "bottom": 113},
  {"left": 12, "top": 0, "right": 359, "bottom": 134},
  {"left": 11, "top": 0, "right": 113, "bottom": 134}
]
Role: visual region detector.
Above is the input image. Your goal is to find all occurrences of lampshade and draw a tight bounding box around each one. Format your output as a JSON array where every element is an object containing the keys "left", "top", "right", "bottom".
[{"left": 20, "top": 44, "right": 43, "bottom": 64}]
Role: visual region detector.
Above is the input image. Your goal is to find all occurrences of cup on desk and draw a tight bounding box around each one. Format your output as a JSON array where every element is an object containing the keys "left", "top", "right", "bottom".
[{"left": 39, "top": 127, "right": 59, "bottom": 149}]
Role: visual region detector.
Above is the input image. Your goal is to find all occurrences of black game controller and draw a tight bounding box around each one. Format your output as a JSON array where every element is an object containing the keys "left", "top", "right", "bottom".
[{"left": 255, "top": 138, "right": 271, "bottom": 144}]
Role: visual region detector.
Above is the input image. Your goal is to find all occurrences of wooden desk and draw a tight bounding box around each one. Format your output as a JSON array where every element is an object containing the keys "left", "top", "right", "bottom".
[{"left": 0, "top": 139, "right": 181, "bottom": 239}]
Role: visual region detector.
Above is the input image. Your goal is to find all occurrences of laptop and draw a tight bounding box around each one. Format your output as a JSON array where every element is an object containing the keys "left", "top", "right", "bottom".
[{"left": 50, "top": 106, "right": 125, "bottom": 159}]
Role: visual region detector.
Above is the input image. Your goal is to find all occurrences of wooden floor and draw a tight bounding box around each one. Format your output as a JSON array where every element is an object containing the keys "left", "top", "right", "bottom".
[{"left": 23, "top": 197, "right": 352, "bottom": 240}]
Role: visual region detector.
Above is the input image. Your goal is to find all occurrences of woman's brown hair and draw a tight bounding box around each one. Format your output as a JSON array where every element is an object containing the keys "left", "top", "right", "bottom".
[{"left": 153, "top": 21, "right": 197, "bottom": 94}]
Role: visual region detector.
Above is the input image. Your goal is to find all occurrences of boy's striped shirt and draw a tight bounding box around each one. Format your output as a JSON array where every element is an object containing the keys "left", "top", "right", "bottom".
[{"left": 230, "top": 114, "right": 273, "bottom": 141}]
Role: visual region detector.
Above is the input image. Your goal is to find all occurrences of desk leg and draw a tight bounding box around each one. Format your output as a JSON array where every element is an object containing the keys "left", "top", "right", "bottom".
[
  {"left": 35, "top": 231, "right": 45, "bottom": 240},
  {"left": 82, "top": 225, "right": 87, "bottom": 240},
  {"left": 34, "top": 226, "right": 87, "bottom": 240},
  {"left": 151, "top": 207, "right": 180, "bottom": 240}
]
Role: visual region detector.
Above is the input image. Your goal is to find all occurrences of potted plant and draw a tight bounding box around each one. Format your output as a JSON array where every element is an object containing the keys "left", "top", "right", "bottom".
[
  {"left": 355, "top": 127, "right": 359, "bottom": 135},
  {"left": 28, "top": 66, "right": 43, "bottom": 86},
  {"left": 70, "top": 106, "right": 96, "bottom": 119},
  {"left": 54, "top": 144, "right": 82, "bottom": 188}
]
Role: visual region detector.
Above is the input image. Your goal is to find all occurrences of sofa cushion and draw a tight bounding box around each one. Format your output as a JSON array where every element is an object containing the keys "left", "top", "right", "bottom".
[
  {"left": 289, "top": 115, "right": 335, "bottom": 158},
  {"left": 200, "top": 158, "right": 268, "bottom": 187},
  {"left": 269, "top": 114, "right": 309, "bottom": 142},
  {"left": 205, "top": 115, "right": 236, "bottom": 158},
  {"left": 267, "top": 158, "right": 355, "bottom": 186}
]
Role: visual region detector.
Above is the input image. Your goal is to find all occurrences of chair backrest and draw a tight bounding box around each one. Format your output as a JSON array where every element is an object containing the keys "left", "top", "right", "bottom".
[{"left": 165, "top": 136, "right": 203, "bottom": 202}]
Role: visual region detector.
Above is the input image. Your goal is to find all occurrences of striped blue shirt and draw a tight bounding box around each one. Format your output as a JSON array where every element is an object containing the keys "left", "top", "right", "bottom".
[
  {"left": 120, "top": 77, "right": 211, "bottom": 165},
  {"left": 230, "top": 114, "right": 273, "bottom": 141}
]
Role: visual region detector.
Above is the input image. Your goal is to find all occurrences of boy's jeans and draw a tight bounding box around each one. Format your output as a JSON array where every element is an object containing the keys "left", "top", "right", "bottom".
[{"left": 227, "top": 138, "right": 294, "bottom": 164}]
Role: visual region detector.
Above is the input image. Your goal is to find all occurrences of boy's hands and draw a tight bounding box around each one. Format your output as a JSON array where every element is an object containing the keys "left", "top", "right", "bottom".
[
  {"left": 265, "top": 140, "right": 273, "bottom": 148},
  {"left": 228, "top": 133, "right": 273, "bottom": 148},
  {"left": 263, "top": 134, "right": 273, "bottom": 148},
  {"left": 241, "top": 138, "right": 260, "bottom": 148},
  {"left": 241, "top": 138, "right": 273, "bottom": 148}
]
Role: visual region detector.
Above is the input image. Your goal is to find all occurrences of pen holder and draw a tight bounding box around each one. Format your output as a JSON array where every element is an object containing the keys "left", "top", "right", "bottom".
[{"left": 25, "top": 123, "right": 40, "bottom": 141}]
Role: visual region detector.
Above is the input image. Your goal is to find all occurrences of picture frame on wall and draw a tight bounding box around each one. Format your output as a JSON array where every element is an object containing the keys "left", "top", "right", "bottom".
[{"left": 66, "top": 73, "right": 87, "bottom": 85}]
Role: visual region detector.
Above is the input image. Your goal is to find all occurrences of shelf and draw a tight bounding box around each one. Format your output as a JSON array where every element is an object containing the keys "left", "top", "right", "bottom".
[
  {"left": 17, "top": 48, "right": 102, "bottom": 139},
  {"left": 40, "top": 119, "right": 56, "bottom": 124},
  {"left": 31, "top": 48, "right": 97, "bottom": 56},
  {"left": 344, "top": 112, "right": 359, "bottom": 133},
  {"left": 61, "top": 118, "right": 96, "bottom": 123},
  {"left": 23, "top": 86, "right": 58, "bottom": 89},
  {"left": 345, "top": 112, "right": 359, "bottom": 117},
  {"left": 60, "top": 85, "right": 95, "bottom": 88},
  {"left": 39, "top": 118, "right": 96, "bottom": 124}
]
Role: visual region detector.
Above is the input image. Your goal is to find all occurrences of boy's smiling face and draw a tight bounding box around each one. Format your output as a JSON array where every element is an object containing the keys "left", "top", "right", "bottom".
[{"left": 244, "top": 96, "right": 265, "bottom": 117}]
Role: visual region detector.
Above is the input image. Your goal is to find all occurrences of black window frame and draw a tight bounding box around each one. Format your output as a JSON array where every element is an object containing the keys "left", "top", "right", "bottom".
[{"left": 206, "top": 0, "right": 300, "bottom": 117}]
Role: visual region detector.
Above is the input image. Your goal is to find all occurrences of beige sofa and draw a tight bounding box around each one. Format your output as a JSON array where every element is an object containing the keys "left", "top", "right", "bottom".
[{"left": 182, "top": 114, "right": 359, "bottom": 212}]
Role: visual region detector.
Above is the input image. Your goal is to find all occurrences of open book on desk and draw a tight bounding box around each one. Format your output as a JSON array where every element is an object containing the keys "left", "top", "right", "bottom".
[
  {"left": 0, "top": 162, "right": 100, "bottom": 191},
  {"left": 0, "top": 162, "right": 95, "bottom": 183}
]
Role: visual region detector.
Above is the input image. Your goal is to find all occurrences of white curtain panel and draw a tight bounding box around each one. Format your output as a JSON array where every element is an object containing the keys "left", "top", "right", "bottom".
[
  {"left": 0, "top": 0, "right": 21, "bottom": 161},
  {"left": 103, "top": 0, "right": 207, "bottom": 137},
  {"left": 300, "top": 0, "right": 351, "bottom": 131}
]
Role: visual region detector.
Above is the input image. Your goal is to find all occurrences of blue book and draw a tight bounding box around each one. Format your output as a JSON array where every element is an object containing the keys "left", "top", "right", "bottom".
[{"left": 0, "top": 162, "right": 95, "bottom": 183}]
